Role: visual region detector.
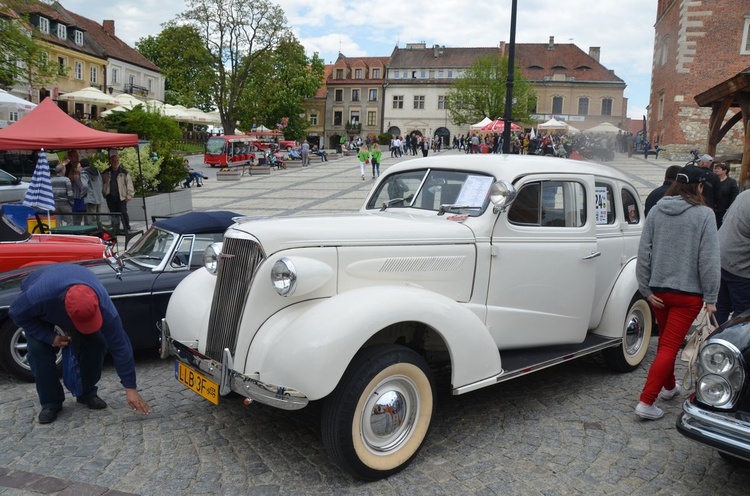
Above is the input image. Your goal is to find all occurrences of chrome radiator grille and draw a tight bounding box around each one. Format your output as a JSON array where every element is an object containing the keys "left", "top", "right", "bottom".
[{"left": 205, "top": 237, "right": 265, "bottom": 360}]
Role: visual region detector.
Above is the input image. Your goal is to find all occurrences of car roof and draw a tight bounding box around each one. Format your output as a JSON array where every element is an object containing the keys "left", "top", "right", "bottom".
[
  {"left": 384, "top": 154, "right": 633, "bottom": 184},
  {"left": 153, "top": 210, "right": 240, "bottom": 235}
]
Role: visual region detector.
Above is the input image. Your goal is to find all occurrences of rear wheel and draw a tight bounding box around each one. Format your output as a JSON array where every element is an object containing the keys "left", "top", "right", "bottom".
[
  {"left": 602, "top": 293, "right": 652, "bottom": 372},
  {"left": 322, "top": 345, "right": 435, "bottom": 481},
  {"left": 0, "top": 319, "right": 62, "bottom": 381}
]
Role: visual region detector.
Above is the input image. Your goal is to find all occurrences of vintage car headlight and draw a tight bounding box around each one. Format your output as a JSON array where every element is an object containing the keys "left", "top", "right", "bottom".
[
  {"left": 696, "top": 340, "right": 745, "bottom": 409},
  {"left": 203, "top": 242, "right": 223, "bottom": 274},
  {"left": 271, "top": 257, "right": 297, "bottom": 296},
  {"left": 490, "top": 180, "right": 516, "bottom": 211}
]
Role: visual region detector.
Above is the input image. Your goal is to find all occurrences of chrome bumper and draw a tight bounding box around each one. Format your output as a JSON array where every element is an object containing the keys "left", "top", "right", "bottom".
[
  {"left": 160, "top": 319, "right": 308, "bottom": 410},
  {"left": 677, "top": 399, "right": 750, "bottom": 462}
]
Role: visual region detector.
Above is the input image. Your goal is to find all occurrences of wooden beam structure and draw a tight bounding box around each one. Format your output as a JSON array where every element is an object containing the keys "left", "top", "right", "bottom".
[{"left": 695, "top": 69, "right": 750, "bottom": 189}]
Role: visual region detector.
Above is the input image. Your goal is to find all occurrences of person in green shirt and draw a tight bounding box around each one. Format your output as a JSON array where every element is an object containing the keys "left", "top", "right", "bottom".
[
  {"left": 357, "top": 146, "right": 370, "bottom": 181},
  {"left": 370, "top": 143, "right": 382, "bottom": 178}
]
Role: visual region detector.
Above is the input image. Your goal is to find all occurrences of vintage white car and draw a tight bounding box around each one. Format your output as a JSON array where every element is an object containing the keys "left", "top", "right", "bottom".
[{"left": 161, "top": 154, "right": 651, "bottom": 480}]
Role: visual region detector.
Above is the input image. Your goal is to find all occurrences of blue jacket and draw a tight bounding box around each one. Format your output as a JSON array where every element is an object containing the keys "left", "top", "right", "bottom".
[{"left": 9, "top": 263, "right": 137, "bottom": 389}]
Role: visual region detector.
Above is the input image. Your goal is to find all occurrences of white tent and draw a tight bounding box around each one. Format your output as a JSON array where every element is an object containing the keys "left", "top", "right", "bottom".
[
  {"left": 62, "top": 87, "right": 117, "bottom": 106},
  {"left": 538, "top": 118, "right": 569, "bottom": 131},
  {"left": 565, "top": 124, "right": 581, "bottom": 135},
  {"left": 586, "top": 122, "right": 621, "bottom": 134},
  {"left": 470, "top": 117, "right": 492, "bottom": 130},
  {"left": 0, "top": 90, "right": 36, "bottom": 127}
]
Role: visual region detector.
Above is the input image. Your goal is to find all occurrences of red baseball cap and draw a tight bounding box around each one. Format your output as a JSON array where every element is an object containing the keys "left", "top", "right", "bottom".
[{"left": 64, "top": 285, "right": 103, "bottom": 334}]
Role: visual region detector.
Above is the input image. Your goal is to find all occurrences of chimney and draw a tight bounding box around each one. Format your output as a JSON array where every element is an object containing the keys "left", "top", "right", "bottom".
[
  {"left": 548, "top": 36, "right": 555, "bottom": 50},
  {"left": 499, "top": 41, "right": 506, "bottom": 56},
  {"left": 103, "top": 20, "right": 115, "bottom": 36},
  {"left": 589, "top": 47, "right": 600, "bottom": 62}
]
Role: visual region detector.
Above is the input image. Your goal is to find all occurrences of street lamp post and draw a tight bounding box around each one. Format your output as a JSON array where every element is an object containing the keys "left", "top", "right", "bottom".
[{"left": 502, "top": 0, "right": 518, "bottom": 154}]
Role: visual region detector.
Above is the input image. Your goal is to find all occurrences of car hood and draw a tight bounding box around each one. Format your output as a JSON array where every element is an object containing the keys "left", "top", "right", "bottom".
[{"left": 229, "top": 212, "right": 477, "bottom": 254}]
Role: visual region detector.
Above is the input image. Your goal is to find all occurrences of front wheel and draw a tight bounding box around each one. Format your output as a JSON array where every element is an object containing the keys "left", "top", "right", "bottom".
[
  {"left": 0, "top": 319, "right": 62, "bottom": 381},
  {"left": 321, "top": 345, "right": 435, "bottom": 481},
  {"left": 602, "top": 293, "right": 653, "bottom": 372}
]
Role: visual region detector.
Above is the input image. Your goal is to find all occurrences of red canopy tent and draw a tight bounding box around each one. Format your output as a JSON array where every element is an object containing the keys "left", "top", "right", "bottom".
[
  {"left": 0, "top": 97, "right": 138, "bottom": 150},
  {"left": 479, "top": 119, "right": 523, "bottom": 134}
]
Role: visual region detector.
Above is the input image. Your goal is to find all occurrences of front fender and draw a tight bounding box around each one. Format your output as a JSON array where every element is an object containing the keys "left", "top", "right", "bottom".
[
  {"left": 244, "top": 286, "right": 501, "bottom": 401},
  {"left": 591, "top": 258, "right": 639, "bottom": 339},
  {"left": 164, "top": 267, "right": 216, "bottom": 343}
]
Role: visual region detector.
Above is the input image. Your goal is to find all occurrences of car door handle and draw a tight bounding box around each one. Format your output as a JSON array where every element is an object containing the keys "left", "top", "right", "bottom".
[{"left": 581, "top": 251, "right": 601, "bottom": 260}]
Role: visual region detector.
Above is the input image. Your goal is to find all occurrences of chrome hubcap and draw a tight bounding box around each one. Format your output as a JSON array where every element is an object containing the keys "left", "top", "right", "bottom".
[
  {"left": 625, "top": 306, "right": 646, "bottom": 356},
  {"left": 362, "top": 376, "right": 419, "bottom": 454}
]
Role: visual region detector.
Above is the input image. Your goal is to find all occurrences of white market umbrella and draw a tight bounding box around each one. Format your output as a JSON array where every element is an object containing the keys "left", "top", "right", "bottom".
[
  {"left": 565, "top": 124, "right": 581, "bottom": 135},
  {"left": 586, "top": 122, "right": 621, "bottom": 134},
  {"left": 0, "top": 89, "right": 37, "bottom": 112},
  {"left": 63, "top": 87, "right": 117, "bottom": 106},
  {"left": 538, "top": 118, "right": 569, "bottom": 131},
  {"left": 101, "top": 105, "right": 130, "bottom": 117},
  {"left": 112, "top": 93, "right": 144, "bottom": 107}
]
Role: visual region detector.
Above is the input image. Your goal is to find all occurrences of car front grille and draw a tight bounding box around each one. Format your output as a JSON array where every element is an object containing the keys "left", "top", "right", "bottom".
[{"left": 205, "top": 237, "right": 265, "bottom": 361}]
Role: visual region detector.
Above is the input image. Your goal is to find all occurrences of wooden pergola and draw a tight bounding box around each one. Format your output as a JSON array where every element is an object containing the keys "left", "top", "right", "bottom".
[{"left": 695, "top": 68, "right": 750, "bottom": 188}]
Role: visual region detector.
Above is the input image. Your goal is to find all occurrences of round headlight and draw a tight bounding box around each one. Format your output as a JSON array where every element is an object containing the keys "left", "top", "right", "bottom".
[
  {"left": 700, "top": 343, "right": 735, "bottom": 374},
  {"left": 490, "top": 180, "right": 516, "bottom": 209},
  {"left": 271, "top": 258, "right": 297, "bottom": 296},
  {"left": 697, "top": 374, "right": 732, "bottom": 406},
  {"left": 203, "top": 242, "right": 222, "bottom": 274}
]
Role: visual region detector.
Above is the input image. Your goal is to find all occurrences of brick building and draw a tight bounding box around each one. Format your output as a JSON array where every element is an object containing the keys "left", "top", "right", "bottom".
[{"left": 648, "top": 0, "right": 749, "bottom": 160}]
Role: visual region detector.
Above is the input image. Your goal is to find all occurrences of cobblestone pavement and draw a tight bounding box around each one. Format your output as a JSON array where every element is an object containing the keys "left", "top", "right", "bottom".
[{"left": 3, "top": 150, "right": 748, "bottom": 495}]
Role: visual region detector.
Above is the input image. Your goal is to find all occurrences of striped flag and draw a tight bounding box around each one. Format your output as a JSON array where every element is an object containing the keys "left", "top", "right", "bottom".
[{"left": 23, "top": 150, "right": 56, "bottom": 212}]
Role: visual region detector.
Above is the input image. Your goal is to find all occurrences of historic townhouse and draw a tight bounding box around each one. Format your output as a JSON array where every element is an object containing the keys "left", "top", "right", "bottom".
[
  {"left": 324, "top": 54, "right": 389, "bottom": 149},
  {"left": 648, "top": 0, "right": 748, "bottom": 159},
  {"left": 520, "top": 37, "right": 627, "bottom": 132}
]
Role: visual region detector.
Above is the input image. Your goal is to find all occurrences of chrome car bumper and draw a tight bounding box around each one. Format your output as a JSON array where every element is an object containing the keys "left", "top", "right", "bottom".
[
  {"left": 160, "top": 319, "right": 308, "bottom": 410},
  {"left": 677, "top": 398, "right": 750, "bottom": 462}
]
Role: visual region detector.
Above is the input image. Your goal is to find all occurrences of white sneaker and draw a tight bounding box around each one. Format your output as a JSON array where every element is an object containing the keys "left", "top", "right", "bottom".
[
  {"left": 659, "top": 380, "right": 682, "bottom": 401},
  {"left": 635, "top": 402, "right": 664, "bottom": 420}
]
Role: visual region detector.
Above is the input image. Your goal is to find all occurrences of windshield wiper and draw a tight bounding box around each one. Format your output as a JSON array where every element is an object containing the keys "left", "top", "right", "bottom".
[
  {"left": 438, "top": 204, "right": 481, "bottom": 216},
  {"left": 380, "top": 195, "right": 414, "bottom": 211}
]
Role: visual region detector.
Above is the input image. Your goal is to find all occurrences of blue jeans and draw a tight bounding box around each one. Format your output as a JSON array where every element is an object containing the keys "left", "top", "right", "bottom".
[
  {"left": 715, "top": 268, "right": 750, "bottom": 325},
  {"left": 26, "top": 331, "right": 107, "bottom": 409}
]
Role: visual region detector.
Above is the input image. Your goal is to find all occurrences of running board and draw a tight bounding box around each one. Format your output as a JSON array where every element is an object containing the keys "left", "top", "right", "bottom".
[{"left": 453, "top": 334, "right": 621, "bottom": 395}]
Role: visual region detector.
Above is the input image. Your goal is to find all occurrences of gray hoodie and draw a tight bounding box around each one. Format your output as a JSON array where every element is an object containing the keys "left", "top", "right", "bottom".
[
  {"left": 81, "top": 166, "right": 104, "bottom": 205},
  {"left": 636, "top": 195, "right": 720, "bottom": 303}
]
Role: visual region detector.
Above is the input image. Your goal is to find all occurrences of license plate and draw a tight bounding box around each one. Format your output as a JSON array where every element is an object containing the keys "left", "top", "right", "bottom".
[{"left": 175, "top": 362, "right": 219, "bottom": 405}]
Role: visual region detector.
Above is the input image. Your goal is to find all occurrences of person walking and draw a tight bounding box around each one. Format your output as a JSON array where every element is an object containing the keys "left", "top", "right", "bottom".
[
  {"left": 644, "top": 165, "right": 681, "bottom": 216},
  {"left": 8, "top": 263, "right": 152, "bottom": 424},
  {"left": 51, "top": 162, "right": 74, "bottom": 226},
  {"left": 634, "top": 165, "right": 720, "bottom": 420},
  {"left": 301, "top": 140, "right": 310, "bottom": 167},
  {"left": 715, "top": 190, "right": 750, "bottom": 325},
  {"left": 101, "top": 149, "right": 135, "bottom": 232},
  {"left": 80, "top": 158, "right": 103, "bottom": 225},
  {"left": 421, "top": 137, "right": 430, "bottom": 157},
  {"left": 713, "top": 162, "right": 739, "bottom": 229},
  {"left": 371, "top": 143, "right": 382, "bottom": 178},
  {"left": 357, "top": 145, "right": 370, "bottom": 181},
  {"left": 67, "top": 159, "right": 86, "bottom": 225}
]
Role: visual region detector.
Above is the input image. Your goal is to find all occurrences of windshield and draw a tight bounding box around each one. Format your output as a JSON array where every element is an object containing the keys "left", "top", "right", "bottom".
[
  {"left": 122, "top": 227, "right": 176, "bottom": 268},
  {"left": 367, "top": 169, "right": 495, "bottom": 216},
  {"left": 205, "top": 138, "right": 226, "bottom": 155}
]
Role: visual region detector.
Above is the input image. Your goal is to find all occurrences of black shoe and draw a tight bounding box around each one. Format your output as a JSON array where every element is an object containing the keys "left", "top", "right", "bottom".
[
  {"left": 77, "top": 395, "right": 107, "bottom": 410},
  {"left": 39, "top": 407, "right": 62, "bottom": 424},
  {"left": 197, "top": 183, "right": 202, "bottom": 187}
]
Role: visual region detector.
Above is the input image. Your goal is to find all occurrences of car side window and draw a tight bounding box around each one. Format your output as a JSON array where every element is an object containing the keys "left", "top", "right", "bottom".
[
  {"left": 508, "top": 181, "right": 586, "bottom": 227},
  {"left": 171, "top": 236, "right": 194, "bottom": 269},
  {"left": 621, "top": 189, "right": 640, "bottom": 225},
  {"left": 594, "top": 182, "right": 616, "bottom": 225}
]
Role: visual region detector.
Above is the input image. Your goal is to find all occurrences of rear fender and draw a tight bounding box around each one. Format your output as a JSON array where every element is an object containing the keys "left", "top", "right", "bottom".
[
  {"left": 243, "top": 286, "right": 501, "bottom": 401},
  {"left": 591, "top": 259, "right": 640, "bottom": 339}
]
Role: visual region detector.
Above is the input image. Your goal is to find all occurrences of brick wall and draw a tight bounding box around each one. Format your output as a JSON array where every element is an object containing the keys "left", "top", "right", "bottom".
[{"left": 649, "top": 0, "right": 748, "bottom": 160}]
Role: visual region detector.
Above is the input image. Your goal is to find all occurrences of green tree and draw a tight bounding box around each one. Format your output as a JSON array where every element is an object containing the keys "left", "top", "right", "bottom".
[
  {"left": 0, "top": 3, "right": 58, "bottom": 91},
  {"left": 135, "top": 24, "right": 214, "bottom": 110},
  {"left": 178, "top": 0, "right": 288, "bottom": 134},
  {"left": 238, "top": 36, "right": 324, "bottom": 140},
  {"left": 446, "top": 55, "right": 535, "bottom": 126}
]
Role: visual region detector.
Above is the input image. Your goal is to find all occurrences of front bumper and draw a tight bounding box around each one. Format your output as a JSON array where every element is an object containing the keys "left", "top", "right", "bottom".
[
  {"left": 160, "top": 319, "right": 308, "bottom": 410},
  {"left": 676, "top": 398, "right": 750, "bottom": 462}
]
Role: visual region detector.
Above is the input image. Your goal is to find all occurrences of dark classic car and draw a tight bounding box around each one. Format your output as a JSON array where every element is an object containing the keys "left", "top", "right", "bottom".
[
  {"left": 677, "top": 309, "right": 750, "bottom": 464},
  {"left": 0, "top": 210, "right": 239, "bottom": 381}
]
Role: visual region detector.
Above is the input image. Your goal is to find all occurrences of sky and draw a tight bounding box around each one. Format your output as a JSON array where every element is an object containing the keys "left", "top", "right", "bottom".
[{"left": 61, "top": 0, "right": 657, "bottom": 119}]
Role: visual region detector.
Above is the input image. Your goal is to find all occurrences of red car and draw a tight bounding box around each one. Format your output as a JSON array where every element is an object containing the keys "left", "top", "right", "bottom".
[{"left": 0, "top": 211, "right": 113, "bottom": 272}]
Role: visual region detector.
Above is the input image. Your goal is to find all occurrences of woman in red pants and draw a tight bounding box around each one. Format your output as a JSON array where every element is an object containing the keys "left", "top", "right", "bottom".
[{"left": 634, "top": 165, "right": 721, "bottom": 420}]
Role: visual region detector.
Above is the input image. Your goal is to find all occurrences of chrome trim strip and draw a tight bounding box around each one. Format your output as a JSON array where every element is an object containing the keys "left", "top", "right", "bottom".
[{"left": 679, "top": 400, "right": 750, "bottom": 456}]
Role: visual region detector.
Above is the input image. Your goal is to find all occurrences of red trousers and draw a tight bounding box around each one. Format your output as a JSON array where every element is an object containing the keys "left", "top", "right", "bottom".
[{"left": 640, "top": 291, "right": 703, "bottom": 405}]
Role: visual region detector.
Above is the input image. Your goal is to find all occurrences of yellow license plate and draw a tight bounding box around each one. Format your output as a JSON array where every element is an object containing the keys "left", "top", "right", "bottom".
[{"left": 175, "top": 362, "right": 219, "bottom": 405}]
